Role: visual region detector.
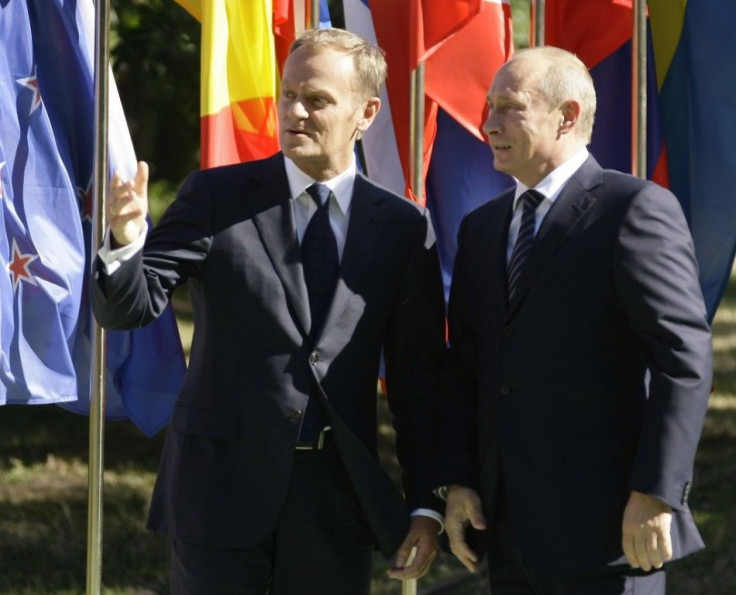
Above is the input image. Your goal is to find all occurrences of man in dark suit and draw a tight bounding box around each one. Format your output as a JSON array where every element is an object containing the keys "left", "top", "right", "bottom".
[
  {"left": 435, "top": 46, "right": 712, "bottom": 595},
  {"left": 91, "top": 28, "right": 445, "bottom": 594}
]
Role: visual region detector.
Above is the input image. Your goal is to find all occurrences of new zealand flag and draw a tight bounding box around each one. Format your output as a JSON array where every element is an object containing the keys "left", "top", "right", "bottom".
[{"left": 0, "top": 0, "right": 185, "bottom": 436}]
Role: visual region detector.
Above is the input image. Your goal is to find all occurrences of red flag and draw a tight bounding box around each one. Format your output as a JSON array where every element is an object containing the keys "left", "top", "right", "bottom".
[{"left": 371, "top": 0, "right": 510, "bottom": 201}]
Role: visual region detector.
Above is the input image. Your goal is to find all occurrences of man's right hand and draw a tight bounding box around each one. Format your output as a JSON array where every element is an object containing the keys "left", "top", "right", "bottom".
[
  {"left": 445, "top": 485, "right": 487, "bottom": 573},
  {"left": 108, "top": 160, "right": 149, "bottom": 247}
]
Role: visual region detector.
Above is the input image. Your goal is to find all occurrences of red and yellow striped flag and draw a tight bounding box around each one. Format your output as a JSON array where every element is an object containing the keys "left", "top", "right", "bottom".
[{"left": 175, "top": 0, "right": 294, "bottom": 168}]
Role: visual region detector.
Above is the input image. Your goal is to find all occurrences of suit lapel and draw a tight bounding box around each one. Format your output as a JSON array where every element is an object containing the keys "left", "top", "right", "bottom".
[
  {"left": 507, "top": 156, "right": 602, "bottom": 315},
  {"left": 317, "top": 174, "right": 386, "bottom": 342},
  {"left": 249, "top": 154, "right": 311, "bottom": 335}
]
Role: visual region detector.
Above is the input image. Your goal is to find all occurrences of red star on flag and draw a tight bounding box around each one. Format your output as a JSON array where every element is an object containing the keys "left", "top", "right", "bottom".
[
  {"left": 7, "top": 239, "right": 38, "bottom": 292},
  {"left": 17, "top": 67, "right": 42, "bottom": 114}
]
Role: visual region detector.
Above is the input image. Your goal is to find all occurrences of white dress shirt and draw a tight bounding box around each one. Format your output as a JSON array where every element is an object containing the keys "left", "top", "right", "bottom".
[{"left": 506, "top": 147, "right": 589, "bottom": 262}]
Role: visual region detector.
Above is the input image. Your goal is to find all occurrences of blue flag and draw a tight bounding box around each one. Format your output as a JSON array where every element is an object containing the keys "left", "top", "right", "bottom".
[
  {"left": 0, "top": 0, "right": 185, "bottom": 436},
  {"left": 650, "top": 0, "right": 736, "bottom": 321}
]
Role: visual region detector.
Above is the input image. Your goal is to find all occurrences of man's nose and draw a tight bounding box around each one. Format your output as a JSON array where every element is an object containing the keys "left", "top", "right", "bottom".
[
  {"left": 483, "top": 111, "right": 499, "bottom": 138},
  {"left": 287, "top": 98, "right": 308, "bottom": 118}
]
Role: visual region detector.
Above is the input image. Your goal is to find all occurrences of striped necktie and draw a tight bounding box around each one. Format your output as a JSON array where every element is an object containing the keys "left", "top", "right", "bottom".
[{"left": 507, "top": 189, "right": 544, "bottom": 300}]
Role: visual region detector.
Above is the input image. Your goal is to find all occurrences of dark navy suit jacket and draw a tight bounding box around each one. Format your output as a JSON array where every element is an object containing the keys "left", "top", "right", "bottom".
[
  {"left": 436, "top": 155, "right": 712, "bottom": 578},
  {"left": 91, "top": 153, "right": 446, "bottom": 557}
]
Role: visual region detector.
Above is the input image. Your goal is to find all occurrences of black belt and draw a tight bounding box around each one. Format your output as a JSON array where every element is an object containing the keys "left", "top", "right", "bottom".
[{"left": 295, "top": 426, "right": 333, "bottom": 451}]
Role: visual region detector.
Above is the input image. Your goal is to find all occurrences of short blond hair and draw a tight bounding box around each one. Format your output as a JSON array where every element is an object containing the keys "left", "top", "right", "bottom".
[
  {"left": 290, "top": 28, "right": 387, "bottom": 99},
  {"left": 512, "top": 46, "right": 597, "bottom": 143}
]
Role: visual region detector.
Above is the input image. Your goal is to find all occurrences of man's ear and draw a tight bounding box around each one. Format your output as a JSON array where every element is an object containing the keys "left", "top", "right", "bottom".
[
  {"left": 356, "top": 97, "right": 381, "bottom": 134},
  {"left": 558, "top": 99, "right": 581, "bottom": 135}
]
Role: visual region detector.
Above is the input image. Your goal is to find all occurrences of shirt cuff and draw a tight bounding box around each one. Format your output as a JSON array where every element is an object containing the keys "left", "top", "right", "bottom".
[
  {"left": 97, "top": 226, "right": 147, "bottom": 275},
  {"left": 411, "top": 508, "right": 444, "bottom": 534}
]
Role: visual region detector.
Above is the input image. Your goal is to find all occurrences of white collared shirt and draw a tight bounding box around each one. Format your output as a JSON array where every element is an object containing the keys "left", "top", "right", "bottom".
[
  {"left": 506, "top": 147, "right": 589, "bottom": 262},
  {"left": 284, "top": 157, "right": 355, "bottom": 261}
]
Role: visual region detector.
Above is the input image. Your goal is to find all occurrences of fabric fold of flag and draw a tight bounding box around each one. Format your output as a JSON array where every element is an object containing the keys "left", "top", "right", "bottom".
[
  {"left": 345, "top": 0, "right": 513, "bottom": 295},
  {"left": 545, "top": 0, "right": 668, "bottom": 186},
  {"left": 1, "top": 0, "right": 185, "bottom": 437},
  {"left": 176, "top": 0, "right": 282, "bottom": 168},
  {"left": 649, "top": 0, "right": 736, "bottom": 320}
]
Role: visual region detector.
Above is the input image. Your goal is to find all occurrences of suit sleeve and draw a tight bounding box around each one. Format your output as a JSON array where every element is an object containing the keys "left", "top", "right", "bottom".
[
  {"left": 433, "top": 215, "right": 480, "bottom": 490},
  {"left": 91, "top": 170, "right": 213, "bottom": 330},
  {"left": 614, "top": 182, "right": 712, "bottom": 510},
  {"left": 383, "top": 208, "right": 447, "bottom": 512}
]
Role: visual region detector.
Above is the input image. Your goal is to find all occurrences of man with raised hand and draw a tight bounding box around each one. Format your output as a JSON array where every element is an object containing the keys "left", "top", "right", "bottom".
[{"left": 93, "top": 27, "right": 445, "bottom": 594}]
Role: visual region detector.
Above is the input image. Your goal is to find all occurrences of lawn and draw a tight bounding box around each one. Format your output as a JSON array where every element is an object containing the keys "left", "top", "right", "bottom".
[{"left": 1, "top": 279, "right": 735, "bottom": 593}]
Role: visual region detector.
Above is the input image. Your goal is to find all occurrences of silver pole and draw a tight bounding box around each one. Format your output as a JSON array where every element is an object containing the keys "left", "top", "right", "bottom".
[
  {"left": 632, "top": 0, "right": 647, "bottom": 177},
  {"left": 532, "top": 0, "right": 545, "bottom": 47},
  {"left": 409, "top": 64, "right": 425, "bottom": 202},
  {"left": 401, "top": 549, "right": 418, "bottom": 594},
  {"left": 86, "top": 0, "right": 110, "bottom": 592},
  {"left": 311, "top": 0, "right": 320, "bottom": 29},
  {"left": 405, "top": 64, "right": 426, "bottom": 595}
]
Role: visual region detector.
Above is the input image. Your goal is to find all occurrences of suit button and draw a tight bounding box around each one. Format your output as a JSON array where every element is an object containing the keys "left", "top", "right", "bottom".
[
  {"left": 309, "top": 352, "right": 319, "bottom": 365},
  {"left": 287, "top": 408, "right": 303, "bottom": 420},
  {"left": 681, "top": 481, "right": 692, "bottom": 505},
  {"left": 499, "top": 384, "right": 512, "bottom": 396},
  {"left": 502, "top": 325, "right": 513, "bottom": 338}
]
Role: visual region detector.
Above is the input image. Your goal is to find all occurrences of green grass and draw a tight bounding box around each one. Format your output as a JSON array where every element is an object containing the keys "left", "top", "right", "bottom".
[{"left": 1, "top": 278, "right": 735, "bottom": 593}]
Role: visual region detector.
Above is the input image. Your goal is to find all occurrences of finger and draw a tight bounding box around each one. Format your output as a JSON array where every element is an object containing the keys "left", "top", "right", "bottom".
[
  {"left": 659, "top": 527, "right": 674, "bottom": 563},
  {"left": 392, "top": 537, "right": 415, "bottom": 571},
  {"left": 622, "top": 534, "right": 639, "bottom": 569},
  {"left": 110, "top": 171, "right": 123, "bottom": 190},
  {"left": 634, "top": 534, "right": 651, "bottom": 572},
  {"left": 134, "top": 161, "right": 149, "bottom": 195},
  {"left": 448, "top": 534, "right": 479, "bottom": 573},
  {"left": 388, "top": 545, "right": 435, "bottom": 580},
  {"left": 468, "top": 507, "right": 487, "bottom": 531},
  {"left": 646, "top": 531, "right": 663, "bottom": 569}
]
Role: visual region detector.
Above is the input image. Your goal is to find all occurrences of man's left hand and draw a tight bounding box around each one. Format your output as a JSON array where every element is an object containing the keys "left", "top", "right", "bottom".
[
  {"left": 386, "top": 516, "right": 440, "bottom": 580},
  {"left": 622, "top": 490, "right": 673, "bottom": 571}
]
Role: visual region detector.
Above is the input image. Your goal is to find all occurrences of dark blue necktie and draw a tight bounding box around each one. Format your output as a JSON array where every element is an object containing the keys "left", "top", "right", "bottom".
[
  {"left": 299, "top": 183, "right": 338, "bottom": 444},
  {"left": 508, "top": 189, "right": 544, "bottom": 300},
  {"left": 301, "top": 183, "right": 339, "bottom": 338}
]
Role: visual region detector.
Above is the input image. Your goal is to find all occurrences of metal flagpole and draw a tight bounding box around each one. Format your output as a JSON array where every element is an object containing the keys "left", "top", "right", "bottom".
[
  {"left": 311, "top": 0, "right": 320, "bottom": 28},
  {"left": 86, "top": 0, "right": 111, "bottom": 592},
  {"left": 631, "top": 0, "right": 647, "bottom": 178},
  {"left": 531, "top": 0, "right": 546, "bottom": 47},
  {"left": 401, "top": 60, "right": 426, "bottom": 595},
  {"left": 409, "top": 63, "right": 426, "bottom": 203}
]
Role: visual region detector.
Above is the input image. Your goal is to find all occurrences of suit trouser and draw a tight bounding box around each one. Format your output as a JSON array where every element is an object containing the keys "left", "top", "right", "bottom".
[
  {"left": 170, "top": 445, "right": 374, "bottom": 595},
  {"left": 486, "top": 492, "right": 666, "bottom": 595}
]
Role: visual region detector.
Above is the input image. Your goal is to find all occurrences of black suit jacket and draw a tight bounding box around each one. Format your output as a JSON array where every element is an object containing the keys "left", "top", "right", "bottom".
[
  {"left": 436, "top": 155, "right": 712, "bottom": 577},
  {"left": 91, "top": 153, "right": 446, "bottom": 556}
]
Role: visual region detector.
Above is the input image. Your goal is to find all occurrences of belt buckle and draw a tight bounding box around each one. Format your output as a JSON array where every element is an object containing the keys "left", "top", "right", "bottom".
[
  {"left": 316, "top": 426, "right": 331, "bottom": 449},
  {"left": 295, "top": 426, "right": 332, "bottom": 451}
]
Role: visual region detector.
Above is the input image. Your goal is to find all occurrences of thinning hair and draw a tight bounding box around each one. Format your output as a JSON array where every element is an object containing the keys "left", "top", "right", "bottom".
[
  {"left": 512, "top": 46, "right": 597, "bottom": 143},
  {"left": 290, "top": 28, "right": 387, "bottom": 99}
]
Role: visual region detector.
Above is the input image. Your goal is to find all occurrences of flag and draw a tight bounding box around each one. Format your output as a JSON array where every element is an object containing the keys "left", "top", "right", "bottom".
[
  {"left": 425, "top": 1, "right": 514, "bottom": 293},
  {"left": 545, "top": 0, "right": 668, "bottom": 186},
  {"left": 175, "top": 0, "right": 282, "bottom": 168},
  {"left": 648, "top": 0, "right": 736, "bottom": 320},
  {"left": 175, "top": 0, "right": 333, "bottom": 169},
  {"left": 0, "top": 0, "right": 185, "bottom": 436},
  {"left": 345, "top": 0, "right": 513, "bottom": 293}
]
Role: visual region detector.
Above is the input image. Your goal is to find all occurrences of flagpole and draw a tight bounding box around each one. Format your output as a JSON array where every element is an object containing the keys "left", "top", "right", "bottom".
[
  {"left": 401, "top": 61, "right": 425, "bottom": 595},
  {"left": 87, "top": 0, "right": 111, "bottom": 592},
  {"left": 631, "top": 0, "right": 647, "bottom": 178},
  {"left": 310, "top": 0, "right": 320, "bottom": 28},
  {"left": 409, "top": 64, "right": 425, "bottom": 203},
  {"left": 531, "top": 0, "right": 546, "bottom": 46}
]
